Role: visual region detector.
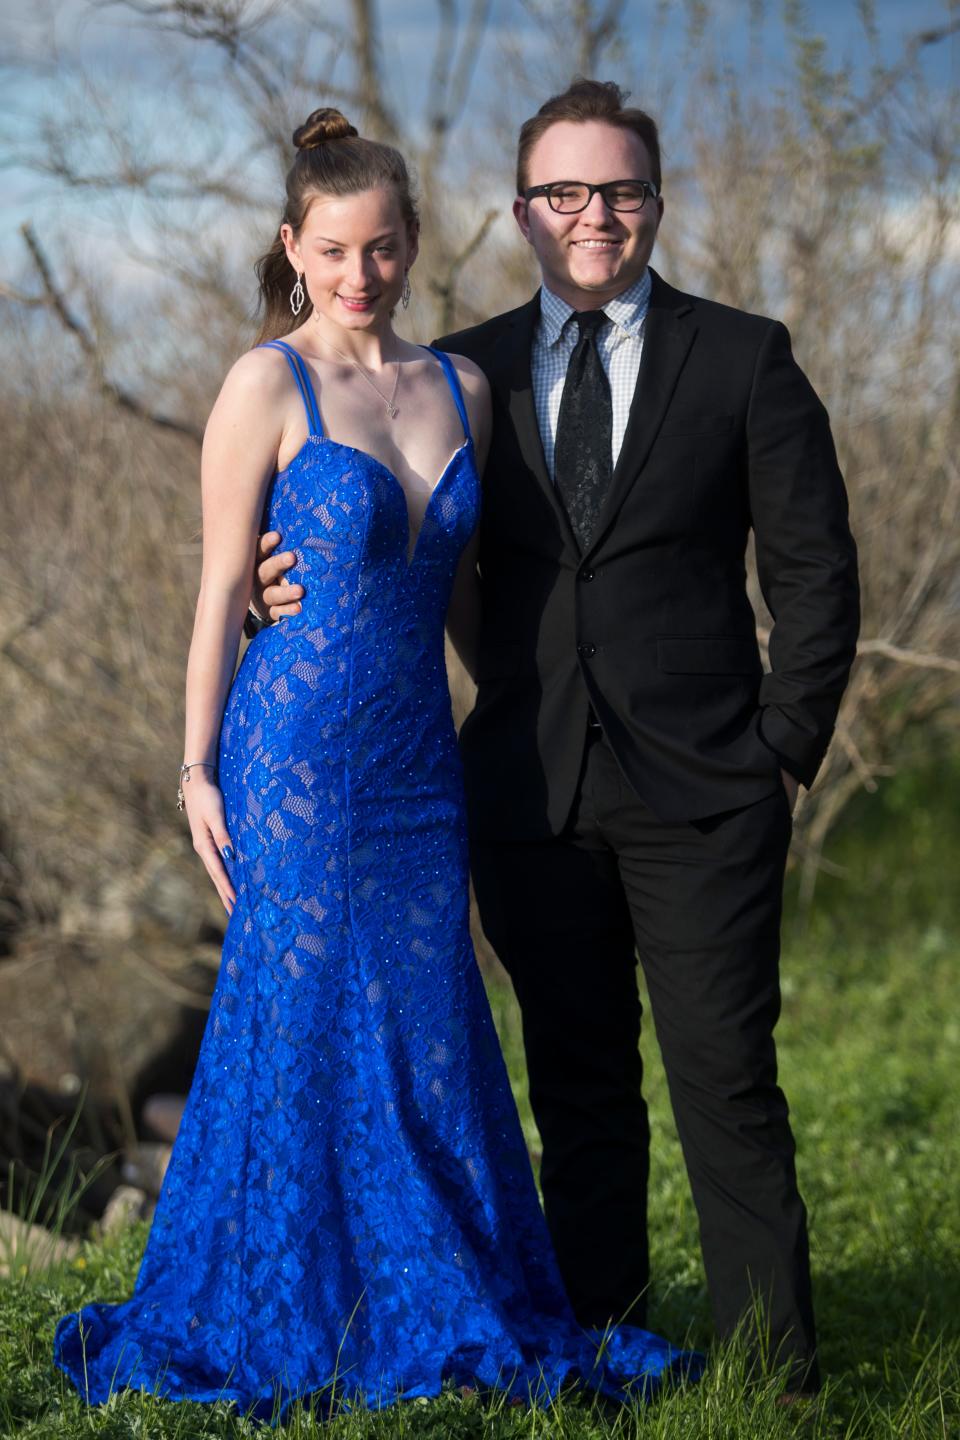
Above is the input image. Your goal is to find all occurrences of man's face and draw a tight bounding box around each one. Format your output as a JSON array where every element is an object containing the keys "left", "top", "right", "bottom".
[{"left": 513, "top": 119, "right": 663, "bottom": 309}]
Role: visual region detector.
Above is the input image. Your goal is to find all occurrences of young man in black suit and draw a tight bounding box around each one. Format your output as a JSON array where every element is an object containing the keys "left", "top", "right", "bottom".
[{"left": 253, "top": 80, "right": 860, "bottom": 1392}]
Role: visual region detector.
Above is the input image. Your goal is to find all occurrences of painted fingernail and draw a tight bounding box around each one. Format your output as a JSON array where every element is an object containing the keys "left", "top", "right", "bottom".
[{"left": 222, "top": 845, "right": 234, "bottom": 862}]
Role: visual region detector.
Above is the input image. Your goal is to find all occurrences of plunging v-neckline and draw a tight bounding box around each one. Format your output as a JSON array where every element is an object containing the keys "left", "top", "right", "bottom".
[
  {"left": 276, "top": 433, "right": 472, "bottom": 569},
  {"left": 321, "top": 435, "right": 471, "bottom": 567}
]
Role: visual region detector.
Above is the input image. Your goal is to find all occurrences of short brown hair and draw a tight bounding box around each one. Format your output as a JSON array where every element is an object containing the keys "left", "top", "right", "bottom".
[{"left": 516, "top": 78, "right": 661, "bottom": 195}]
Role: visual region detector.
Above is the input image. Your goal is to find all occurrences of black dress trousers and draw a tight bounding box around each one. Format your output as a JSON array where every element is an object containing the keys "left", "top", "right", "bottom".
[{"left": 470, "top": 726, "right": 819, "bottom": 1390}]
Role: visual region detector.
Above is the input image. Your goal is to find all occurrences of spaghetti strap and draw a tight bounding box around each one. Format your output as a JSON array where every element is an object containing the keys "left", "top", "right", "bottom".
[
  {"left": 421, "top": 345, "right": 471, "bottom": 444},
  {"left": 258, "top": 339, "right": 324, "bottom": 437}
]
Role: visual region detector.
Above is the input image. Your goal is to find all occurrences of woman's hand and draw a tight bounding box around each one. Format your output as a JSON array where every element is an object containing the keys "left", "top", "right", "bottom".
[{"left": 183, "top": 772, "right": 237, "bottom": 915}]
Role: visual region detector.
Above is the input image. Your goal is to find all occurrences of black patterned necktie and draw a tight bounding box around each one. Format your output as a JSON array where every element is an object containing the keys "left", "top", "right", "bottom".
[{"left": 553, "top": 308, "right": 613, "bottom": 551}]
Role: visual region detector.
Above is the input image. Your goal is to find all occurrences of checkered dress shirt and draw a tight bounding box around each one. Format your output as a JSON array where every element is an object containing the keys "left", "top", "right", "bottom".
[{"left": 531, "top": 268, "right": 652, "bottom": 481}]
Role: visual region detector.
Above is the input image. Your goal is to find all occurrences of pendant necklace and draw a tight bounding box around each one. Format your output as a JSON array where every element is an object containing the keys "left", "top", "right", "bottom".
[{"left": 313, "top": 322, "right": 402, "bottom": 418}]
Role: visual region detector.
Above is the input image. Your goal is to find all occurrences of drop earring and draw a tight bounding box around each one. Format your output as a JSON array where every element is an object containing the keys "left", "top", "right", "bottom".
[
  {"left": 290, "top": 270, "right": 306, "bottom": 317},
  {"left": 400, "top": 273, "right": 411, "bottom": 310}
]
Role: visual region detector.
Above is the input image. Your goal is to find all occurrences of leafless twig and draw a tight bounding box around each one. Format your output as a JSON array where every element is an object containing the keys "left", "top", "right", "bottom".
[
  {"left": 429, "top": 209, "right": 499, "bottom": 334},
  {"left": 19, "top": 222, "right": 203, "bottom": 445}
]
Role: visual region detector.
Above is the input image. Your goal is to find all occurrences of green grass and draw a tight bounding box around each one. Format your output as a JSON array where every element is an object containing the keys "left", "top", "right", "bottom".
[{"left": 2, "top": 758, "right": 958, "bottom": 1437}]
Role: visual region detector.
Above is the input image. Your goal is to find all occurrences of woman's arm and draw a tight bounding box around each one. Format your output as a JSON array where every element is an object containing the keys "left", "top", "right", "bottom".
[{"left": 181, "top": 349, "right": 288, "bottom": 911}]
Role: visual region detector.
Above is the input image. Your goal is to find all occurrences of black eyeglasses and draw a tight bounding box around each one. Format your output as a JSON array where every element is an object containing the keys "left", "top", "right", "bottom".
[{"left": 522, "top": 179, "right": 660, "bottom": 214}]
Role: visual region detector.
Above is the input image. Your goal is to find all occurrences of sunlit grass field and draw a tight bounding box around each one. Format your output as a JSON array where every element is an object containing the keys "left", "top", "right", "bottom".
[{"left": 2, "top": 755, "right": 958, "bottom": 1437}]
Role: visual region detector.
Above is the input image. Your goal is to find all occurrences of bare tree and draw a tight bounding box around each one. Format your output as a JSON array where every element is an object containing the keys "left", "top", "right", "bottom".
[{"left": 1, "top": 0, "right": 958, "bottom": 1154}]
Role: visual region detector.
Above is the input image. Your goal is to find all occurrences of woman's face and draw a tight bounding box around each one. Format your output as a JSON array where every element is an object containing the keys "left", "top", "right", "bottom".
[{"left": 282, "top": 186, "right": 417, "bottom": 333}]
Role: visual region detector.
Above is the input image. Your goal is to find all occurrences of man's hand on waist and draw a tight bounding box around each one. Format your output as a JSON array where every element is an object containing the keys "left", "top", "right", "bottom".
[
  {"left": 781, "top": 768, "right": 800, "bottom": 815},
  {"left": 252, "top": 530, "right": 304, "bottom": 623}
]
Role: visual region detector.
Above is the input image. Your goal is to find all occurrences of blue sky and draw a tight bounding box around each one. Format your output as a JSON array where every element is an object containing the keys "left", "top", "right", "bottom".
[{"left": 1, "top": 0, "right": 956, "bottom": 277}]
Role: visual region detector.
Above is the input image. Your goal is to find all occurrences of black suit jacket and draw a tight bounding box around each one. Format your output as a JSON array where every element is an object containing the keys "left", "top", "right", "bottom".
[{"left": 435, "top": 268, "right": 860, "bottom": 836}]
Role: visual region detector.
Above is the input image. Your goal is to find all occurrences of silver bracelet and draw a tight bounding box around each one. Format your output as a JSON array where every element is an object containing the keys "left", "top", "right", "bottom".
[{"left": 177, "top": 761, "right": 217, "bottom": 811}]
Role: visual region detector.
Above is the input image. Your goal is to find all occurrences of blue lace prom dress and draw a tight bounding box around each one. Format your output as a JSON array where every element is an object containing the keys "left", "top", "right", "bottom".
[{"left": 53, "top": 341, "right": 701, "bottom": 1421}]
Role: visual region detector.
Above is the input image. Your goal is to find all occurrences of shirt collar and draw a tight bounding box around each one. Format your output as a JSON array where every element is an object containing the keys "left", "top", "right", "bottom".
[{"left": 538, "top": 267, "right": 652, "bottom": 346}]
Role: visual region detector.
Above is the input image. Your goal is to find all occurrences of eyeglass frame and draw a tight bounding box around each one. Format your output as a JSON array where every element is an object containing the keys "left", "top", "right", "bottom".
[{"left": 521, "top": 178, "right": 661, "bottom": 214}]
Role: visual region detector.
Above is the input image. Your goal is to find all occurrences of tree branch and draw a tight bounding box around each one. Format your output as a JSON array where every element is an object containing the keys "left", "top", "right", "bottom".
[
  {"left": 756, "top": 627, "right": 960, "bottom": 678},
  {"left": 0, "top": 282, "right": 46, "bottom": 307},
  {"left": 854, "top": 638, "right": 960, "bottom": 676},
  {"left": 573, "top": 0, "right": 626, "bottom": 74},
  {"left": 350, "top": 0, "right": 398, "bottom": 141},
  {"left": 425, "top": 0, "right": 492, "bottom": 163},
  {"left": 428, "top": 209, "right": 499, "bottom": 334},
  {"left": 18, "top": 223, "right": 203, "bottom": 447}
]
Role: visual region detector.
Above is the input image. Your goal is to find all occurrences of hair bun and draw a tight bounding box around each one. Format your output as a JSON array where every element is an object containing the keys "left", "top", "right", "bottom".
[{"left": 293, "top": 108, "right": 358, "bottom": 149}]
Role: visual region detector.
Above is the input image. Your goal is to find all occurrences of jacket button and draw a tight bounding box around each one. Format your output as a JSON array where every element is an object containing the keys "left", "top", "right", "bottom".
[
  {"left": 580, "top": 569, "right": 595, "bottom": 582},
  {"left": 577, "top": 643, "right": 597, "bottom": 659}
]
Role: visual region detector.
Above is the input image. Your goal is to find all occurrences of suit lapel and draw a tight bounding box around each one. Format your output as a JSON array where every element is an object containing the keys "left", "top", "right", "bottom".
[
  {"left": 490, "top": 292, "right": 580, "bottom": 551},
  {"left": 583, "top": 269, "right": 697, "bottom": 560}
]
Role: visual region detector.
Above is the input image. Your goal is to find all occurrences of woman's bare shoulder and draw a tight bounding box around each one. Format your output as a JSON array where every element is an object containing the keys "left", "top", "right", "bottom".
[
  {"left": 203, "top": 343, "right": 302, "bottom": 455},
  {"left": 220, "top": 341, "right": 302, "bottom": 403},
  {"left": 443, "top": 351, "right": 490, "bottom": 399}
]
